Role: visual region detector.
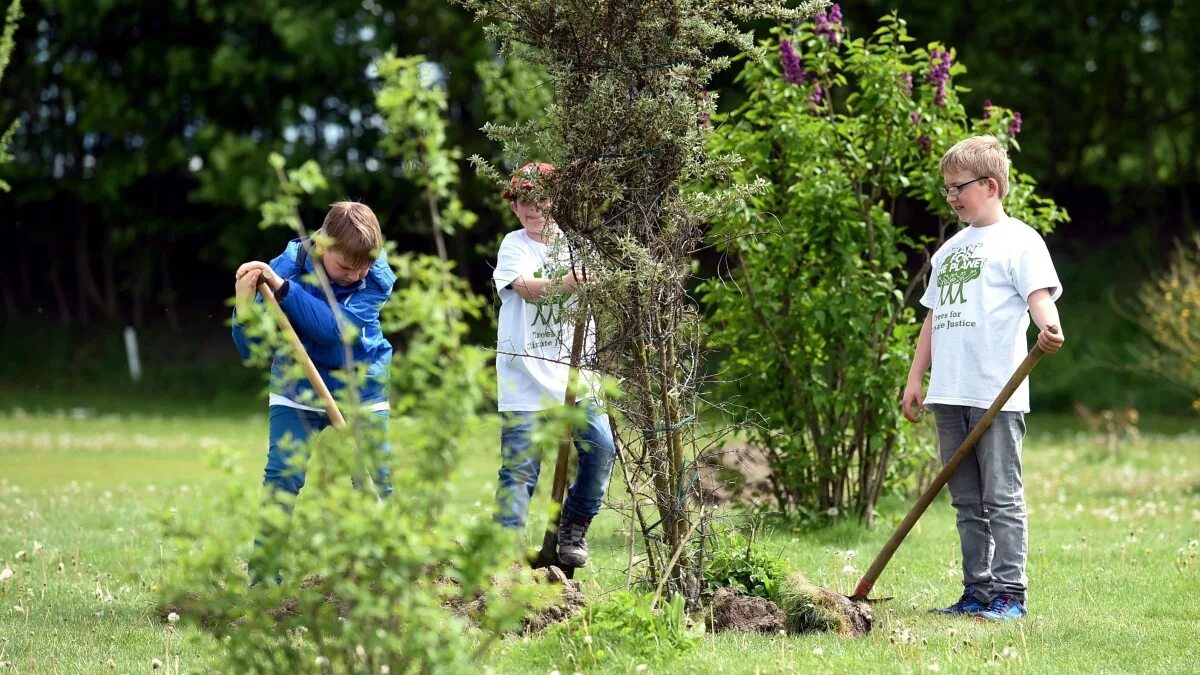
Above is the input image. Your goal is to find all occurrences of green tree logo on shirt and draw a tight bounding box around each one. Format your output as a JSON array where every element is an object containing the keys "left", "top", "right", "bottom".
[
  {"left": 936, "top": 244, "right": 984, "bottom": 305},
  {"left": 531, "top": 266, "right": 567, "bottom": 327}
]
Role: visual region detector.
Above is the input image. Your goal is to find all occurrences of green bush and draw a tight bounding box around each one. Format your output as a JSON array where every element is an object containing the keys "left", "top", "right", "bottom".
[
  {"left": 704, "top": 10, "right": 1067, "bottom": 524},
  {"left": 702, "top": 530, "right": 789, "bottom": 602},
  {"left": 159, "top": 159, "right": 532, "bottom": 672},
  {"left": 548, "top": 590, "right": 699, "bottom": 668}
]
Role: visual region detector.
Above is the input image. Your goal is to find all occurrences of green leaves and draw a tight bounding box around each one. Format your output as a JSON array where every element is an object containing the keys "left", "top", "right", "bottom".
[
  {"left": 705, "top": 11, "right": 1064, "bottom": 523},
  {"left": 0, "top": 0, "right": 21, "bottom": 192}
]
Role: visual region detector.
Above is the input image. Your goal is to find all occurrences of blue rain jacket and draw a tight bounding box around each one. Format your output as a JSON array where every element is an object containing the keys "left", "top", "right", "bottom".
[{"left": 232, "top": 239, "right": 395, "bottom": 406}]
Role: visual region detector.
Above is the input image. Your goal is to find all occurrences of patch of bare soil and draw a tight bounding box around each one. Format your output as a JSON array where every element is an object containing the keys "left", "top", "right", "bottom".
[{"left": 707, "top": 586, "right": 786, "bottom": 634}]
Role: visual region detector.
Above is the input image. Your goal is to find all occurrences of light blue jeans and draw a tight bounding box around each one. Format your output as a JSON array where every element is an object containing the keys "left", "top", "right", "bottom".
[
  {"left": 494, "top": 399, "right": 616, "bottom": 529},
  {"left": 929, "top": 403, "right": 1028, "bottom": 602}
]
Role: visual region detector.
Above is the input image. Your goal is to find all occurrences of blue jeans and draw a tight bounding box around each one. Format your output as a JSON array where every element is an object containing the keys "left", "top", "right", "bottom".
[
  {"left": 262, "top": 405, "right": 393, "bottom": 498},
  {"left": 495, "top": 399, "right": 616, "bottom": 529},
  {"left": 929, "top": 403, "right": 1028, "bottom": 602},
  {"left": 252, "top": 405, "right": 391, "bottom": 584}
]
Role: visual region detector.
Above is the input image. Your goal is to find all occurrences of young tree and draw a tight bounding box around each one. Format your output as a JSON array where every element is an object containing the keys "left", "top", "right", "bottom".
[{"left": 457, "top": 0, "right": 825, "bottom": 601}]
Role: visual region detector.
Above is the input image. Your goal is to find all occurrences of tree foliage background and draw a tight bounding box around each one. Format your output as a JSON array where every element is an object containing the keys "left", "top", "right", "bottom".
[{"left": 1, "top": 0, "right": 1197, "bottom": 414}]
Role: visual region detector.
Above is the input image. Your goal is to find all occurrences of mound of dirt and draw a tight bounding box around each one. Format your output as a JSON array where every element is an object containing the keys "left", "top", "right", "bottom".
[
  {"left": 707, "top": 586, "right": 786, "bottom": 633},
  {"left": 522, "top": 565, "right": 586, "bottom": 633},
  {"left": 777, "top": 573, "right": 873, "bottom": 637}
]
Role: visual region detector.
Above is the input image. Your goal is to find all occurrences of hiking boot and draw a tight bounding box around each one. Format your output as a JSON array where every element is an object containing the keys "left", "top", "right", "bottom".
[
  {"left": 557, "top": 515, "right": 592, "bottom": 568},
  {"left": 976, "top": 593, "right": 1027, "bottom": 621},
  {"left": 929, "top": 589, "right": 988, "bottom": 615}
]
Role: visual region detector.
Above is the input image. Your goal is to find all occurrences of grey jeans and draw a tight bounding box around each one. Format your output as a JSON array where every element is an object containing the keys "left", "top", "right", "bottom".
[{"left": 929, "top": 403, "right": 1028, "bottom": 602}]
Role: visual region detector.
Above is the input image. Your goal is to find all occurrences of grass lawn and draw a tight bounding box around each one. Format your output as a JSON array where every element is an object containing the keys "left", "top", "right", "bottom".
[{"left": 1, "top": 407, "right": 1197, "bottom": 673}]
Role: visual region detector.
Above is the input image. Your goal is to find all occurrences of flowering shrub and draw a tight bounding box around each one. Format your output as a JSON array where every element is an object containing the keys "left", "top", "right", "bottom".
[{"left": 704, "top": 9, "right": 1067, "bottom": 523}]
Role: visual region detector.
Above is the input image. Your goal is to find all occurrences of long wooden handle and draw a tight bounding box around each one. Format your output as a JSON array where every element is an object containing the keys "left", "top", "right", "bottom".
[
  {"left": 258, "top": 280, "right": 347, "bottom": 430},
  {"left": 851, "top": 326, "right": 1059, "bottom": 600},
  {"left": 547, "top": 317, "right": 588, "bottom": 508}
]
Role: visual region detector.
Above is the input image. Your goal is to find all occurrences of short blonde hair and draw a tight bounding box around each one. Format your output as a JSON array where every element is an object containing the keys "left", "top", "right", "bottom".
[
  {"left": 939, "top": 135, "right": 1011, "bottom": 199},
  {"left": 321, "top": 201, "right": 383, "bottom": 268}
]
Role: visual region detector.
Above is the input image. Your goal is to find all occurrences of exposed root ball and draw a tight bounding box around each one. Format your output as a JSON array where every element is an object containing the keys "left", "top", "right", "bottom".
[
  {"left": 708, "top": 586, "right": 786, "bottom": 633},
  {"left": 776, "top": 573, "right": 873, "bottom": 637}
]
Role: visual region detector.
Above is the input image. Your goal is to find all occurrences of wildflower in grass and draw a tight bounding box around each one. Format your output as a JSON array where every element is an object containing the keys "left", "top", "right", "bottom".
[
  {"left": 928, "top": 664, "right": 941, "bottom": 673},
  {"left": 32, "top": 542, "right": 42, "bottom": 555},
  {"left": 151, "top": 658, "right": 162, "bottom": 670},
  {"left": 812, "top": 647, "right": 824, "bottom": 656},
  {"left": 167, "top": 612, "right": 179, "bottom": 624},
  {"left": 14, "top": 551, "right": 25, "bottom": 560},
  {"left": 0, "top": 568, "right": 12, "bottom": 582}
]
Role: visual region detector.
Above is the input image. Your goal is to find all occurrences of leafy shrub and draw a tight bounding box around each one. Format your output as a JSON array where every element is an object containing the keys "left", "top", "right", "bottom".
[
  {"left": 702, "top": 530, "right": 789, "bottom": 602},
  {"left": 549, "top": 590, "right": 699, "bottom": 668},
  {"left": 159, "top": 159, "right": 533, "bottom": 672},
  {"left": 1136, "top": 234, "right": 1200, "bottom": 404},
  {"left": 704, "top": 9, "right": 1067, "bottom": 524}
]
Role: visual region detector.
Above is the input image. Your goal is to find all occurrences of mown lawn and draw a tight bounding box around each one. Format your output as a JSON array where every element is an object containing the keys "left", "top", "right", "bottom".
[{"left": 1, "top": 407, "right": 1197, "bottom": 673}]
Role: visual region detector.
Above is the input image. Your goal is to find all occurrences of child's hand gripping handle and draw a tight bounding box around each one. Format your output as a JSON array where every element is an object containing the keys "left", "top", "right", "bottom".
[
  {"left": 851, "top": 325, "right": 1060, "bottom": 601},
  {"left": 257, "top": 280, "right": 347, "bottom": 430}
]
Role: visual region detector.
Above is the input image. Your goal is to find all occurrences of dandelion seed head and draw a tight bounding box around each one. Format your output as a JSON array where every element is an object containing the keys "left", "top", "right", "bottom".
[{"left": 167, "top": 612, "right": 179, "bottom": 625}]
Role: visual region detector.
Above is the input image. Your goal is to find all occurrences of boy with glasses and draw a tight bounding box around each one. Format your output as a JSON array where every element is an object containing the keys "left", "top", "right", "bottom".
[{"left": 901, "top": 135, "right": 1065, "bottom": 620}]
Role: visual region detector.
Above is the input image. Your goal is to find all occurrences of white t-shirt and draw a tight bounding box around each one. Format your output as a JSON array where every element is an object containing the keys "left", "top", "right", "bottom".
[
  {"left": 493, "top": 230, "right": 598, "bottom": 412},
  {"left": 920, "top": 217, "right": 1062, "bottom": 412}
]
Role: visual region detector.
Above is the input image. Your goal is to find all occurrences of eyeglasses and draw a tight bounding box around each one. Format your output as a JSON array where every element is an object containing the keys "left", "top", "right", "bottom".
[{"left": 939, "top": 177, "right": 986, "bottom": 197}]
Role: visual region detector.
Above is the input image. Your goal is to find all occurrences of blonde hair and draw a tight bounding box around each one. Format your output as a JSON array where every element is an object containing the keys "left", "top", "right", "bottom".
[
  {"left": 320, "top": 201, "right": 383, "bottom": 268},
  {"left": 939, "top": 135, "right": 1011, "bottom": 199}
]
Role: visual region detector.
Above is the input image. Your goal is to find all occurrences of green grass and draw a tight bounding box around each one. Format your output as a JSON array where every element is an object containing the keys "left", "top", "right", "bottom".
[{"left": 1, "top": 409, "right": 1197, "bottom": 673}]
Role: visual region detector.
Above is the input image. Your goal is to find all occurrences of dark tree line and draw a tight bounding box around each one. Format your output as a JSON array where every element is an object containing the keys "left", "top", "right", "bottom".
[{"left": 1, "top": 0, "right": 1196, "bottom": 328}]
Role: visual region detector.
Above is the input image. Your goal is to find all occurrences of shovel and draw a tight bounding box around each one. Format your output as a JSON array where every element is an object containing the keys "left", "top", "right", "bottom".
[
  {"left": 850, "top": 325, "right": 1059, "bottom": 602},
  {"left": 256, "top": 279, "right": 382, "bottom": 499},
  {"left": 530, "top": 317, "right": 588, "bottom": 578}
]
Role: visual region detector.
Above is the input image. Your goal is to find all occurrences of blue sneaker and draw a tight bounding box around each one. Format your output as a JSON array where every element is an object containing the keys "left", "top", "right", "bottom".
[
  {"left": 929, "top": 589, "right": 988, "bottom": 615},
  {"left": 976, "top": 593, "right": 1027, "bottom": 621}
]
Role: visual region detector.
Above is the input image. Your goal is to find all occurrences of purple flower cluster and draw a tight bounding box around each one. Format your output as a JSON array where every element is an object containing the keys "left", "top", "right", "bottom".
[
  {"left": 902, "top": 72, "right": 913, "bottom": 94},
  {"left": 780, "top": 39, "right": 808, "bottom": 85},
  {"left": 910, "top": 112, "right": 921, "bottom": 124},
  {"left": 809, "top": 84, "right": 825, "bottom": 106},
  {"left": 982, "top": 98, "right": 993, "bottom": 120},
  {"left": 916, "top": 135, "right": 932, "bottom": 152},
  {"left": 814, "top": 3, "right": 843, "bottom": 44},
  {"left": 1009, "top": 111, "right": 1022, "bottom": 135},
  {"left": 927, "top": 47, "right": 952, "bottom": 106}
]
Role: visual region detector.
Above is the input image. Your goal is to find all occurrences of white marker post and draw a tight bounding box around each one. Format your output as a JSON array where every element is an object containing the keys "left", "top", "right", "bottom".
[{"left": 123, "top": 326, "right": 142, "bottom": 382}]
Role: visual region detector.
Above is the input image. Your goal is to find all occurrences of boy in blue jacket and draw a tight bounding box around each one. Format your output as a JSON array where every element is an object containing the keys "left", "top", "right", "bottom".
[{"left": 232, "top": 201, "right": 395, "bottom": 579}]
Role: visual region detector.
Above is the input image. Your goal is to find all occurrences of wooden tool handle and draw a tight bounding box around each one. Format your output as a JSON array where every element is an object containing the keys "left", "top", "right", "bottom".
[
  {"left": 851, "top": 325, "right": 1059, "bottom": 600},
  {"left": 258, "top": 280, "right": 347, "bottom": 430},
  {"left": 548, "top": 317, "right": 588, "bottom": 506}
]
